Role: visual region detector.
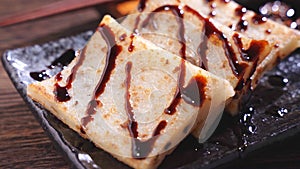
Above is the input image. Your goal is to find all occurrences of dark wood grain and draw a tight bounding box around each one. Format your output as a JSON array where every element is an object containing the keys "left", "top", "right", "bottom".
[
  {"left": 0, "top": 1, "right": 300, "bottom": 169},
  {"left": 0, "top": 0, "right": 115, "bottom": 26},
  {"left": 0, "top": 1, "right": 100, "bottom": 169},
  {"left": 0, "top": 60, "right": 69, "bottom": 169}
]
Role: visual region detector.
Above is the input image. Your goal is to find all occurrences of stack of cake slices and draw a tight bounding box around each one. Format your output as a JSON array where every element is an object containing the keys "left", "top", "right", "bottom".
[{"left": 27, "top": 0, "right": 300, "bottom": 168}]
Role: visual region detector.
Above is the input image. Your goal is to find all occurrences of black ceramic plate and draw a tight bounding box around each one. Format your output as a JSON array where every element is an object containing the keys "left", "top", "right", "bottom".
[{"left": 2, "top": 2, "right": 300, "bottom": 169}]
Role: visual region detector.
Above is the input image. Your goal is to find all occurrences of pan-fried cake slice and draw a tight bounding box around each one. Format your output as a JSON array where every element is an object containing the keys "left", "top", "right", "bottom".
[
  {"left": 182, "top": 0, "right": 300, "bottom": 62},
  {"left": 27, "top": 15, "right": 234, "bottom": 169},
  {"left": 121, "top": 0, "right": 273, "bottom": 115},
  {"left": 177, "top": 0, "right": 300, "bottom": 112}
]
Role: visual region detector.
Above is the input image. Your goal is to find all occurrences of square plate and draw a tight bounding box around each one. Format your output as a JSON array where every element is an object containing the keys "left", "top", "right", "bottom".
[{"left": 2, "top": 6, "right": 300, "bottom": 169}]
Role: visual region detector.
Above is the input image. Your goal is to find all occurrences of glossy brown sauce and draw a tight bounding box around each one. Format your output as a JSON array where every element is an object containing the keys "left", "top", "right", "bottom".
[
  {"left": 119, "top": 33, "right": 127, "bottom": 41},
  {"left": 55, "top": 72, "right": 63, "bottom": 81},
  {"left": 50, "top": 49, "right": 76, "bottom": 68},
  {"left": 30, "top": 70, "right": 50, "bottom": 82},
  {"left": 153, "top": 120, "right": 168, "bottom": 136},
  {"left": 232, "top": 33, "right": 268, "bottom": 90},
  {"left": 30, "top": 49, "right": 75, "bottom": 81},
  {"left": 185, "top": 6, "right": 247, "bottom": 77},
  {"left": 81, "top": 24, "right": 122, "bottom": 127},
  {"left": 265, "top": 29, "right": 272, "bottom": 34},
  {"left": 138, "top": 0, "right": 147, "bottom": 12},
  {"left": 124, "top": 0, "right": 298, "bottom": 159},
  {"left": 235, "top": 6, "right": 248, "bottom": 31},
  {"left": 181, "top": 74, "right": 207, "bottom": 107},
  {"left": 131, "top": 120, "right": 167, "bottom": 159},
  {"left": 139, "top": 4, "right": 254, "bottom": 115},
  {"left": 128, "top": 13, "right": 141, "bottom": 52},
  {"left": 124, "top": 62, "right": 138, "bottom": 138},
  {"left": 141, "top": 5, "right": 208, "bottom": 115},
  {"left": 54, "top": 83, "right": 71, "bottom": 102},
  {"left": 126, "top": 5, "right": 208, "bottom": 157},
  {"left": 53, "top": 72, "right": 69, "bottom": 102},
  {"left": 252, "top": 14, "right": 267, "bottom": 24},
  {"left": 235, "top": 6, "right": 247, "bottom": 17},
  {"left": 140, "top": 5, "right": 190, "bottom": 115},
  {"left": 53, "top": 48, "right": 86, "bottom": 102},
  {"left": 236, "top": 19, "right": 248, "bottom": 32},
  {"left": 209, "top": 10, "right": 217, "bottom": 17},
  {"left": 124, "top": 61, "right": 168, "bottom": 158},
  {"left": 134, "top": 2, "right": 271, "bottom": 114},
  {"left": 232, "top": 33, "right": 267, "bottom": 62},
  {"left": 128, "top": 34, "right": 135, "bottom": 52}
]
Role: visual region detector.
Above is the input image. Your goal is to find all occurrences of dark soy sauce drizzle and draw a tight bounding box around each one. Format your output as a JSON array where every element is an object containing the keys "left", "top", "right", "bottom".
[
  {"left": 81, "top": 24, "right": 122, "bottom": 127},
  {"left": 181, "top": 75, "right": 207, "bottom": 107},
  {"left": 164, "top": 70, "right": 208, "bottom": 115},
  {"left": 128, "top": 0, "right": 149, "bottom": 52},
  {"left": 265, "top": 29, "right": 272, "bottom": 34},
  {"left": 235, "top": 6, "right": 248, "bottom": 31},
  {"left": 54, "top": 83, "right": 71, "bottom": 102},
  {"left": 252, "top": 14, "right": 267, "bottom": 24},
  {"left": 128, "top": 34, "right": 135, "bottom": 52},
  {"left": 232, "top": 33, "right": 268, "bottom": 62},
  {"left": 142, "top": 5, "right": 243, "bottom": 115},
  {"left": 30, "top": 70, "right": 51, "bottom": 82},
  {"left": 231, "top": 33, "right": 268, "bottom": 90},
  {"left": 141, "top": 5, "right": 189, "bottom": 115},
  {"left": 184, "top": 6, "right": 246, "bottom": 77},
  {"left": 209, "top": 10, "right": 217, "bottom": 17},
  {"left": 124, "top": 61, "right": 167, "bottom": 159},
  {"left": 30, "top": 49, "right": 75, "bottom": 81},
  {"left": 119, "top": 33, "right": 127, "bottom": 41},
  {"left": 54, "top": 48, "right": 87, "bottom": 102},
  {"left": 50, "top": 49, "right": 76, "bottom": 68},
  {"left": 206, "top": 0, "right": 217, "bottom": 17},
  {"left": 137, "top": 0, "right": 147, "bottom": 12},
  {"left": 137, "top": 4, "right": 265, "bottom": 114},
  {"left": 141, "top": 5, "right": 208, "bottom": 115},
  {"left": 131, "top": 121, "right": 168, "bottom": 159},
  {"left": 124, "top": 62, "right": 138, "bottom": 138},
  {"left": 128, "top": 14, "right": 142, "bottom": 52}
]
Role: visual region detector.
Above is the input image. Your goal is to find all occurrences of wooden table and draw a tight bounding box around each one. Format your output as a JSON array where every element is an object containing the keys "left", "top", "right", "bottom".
[{"left": 0, "top": 1, "right": 300, "bottom": 169}]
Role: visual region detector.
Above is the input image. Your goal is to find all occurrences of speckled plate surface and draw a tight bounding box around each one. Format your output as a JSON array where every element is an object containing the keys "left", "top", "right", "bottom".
[{"left": 2, "top": 3, "right": 300, "bottom": 169}]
